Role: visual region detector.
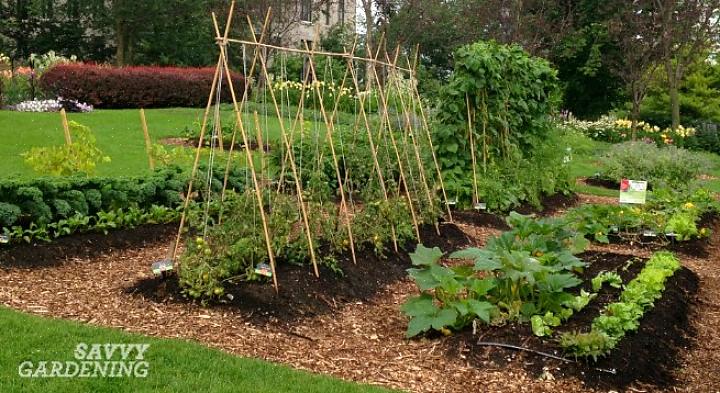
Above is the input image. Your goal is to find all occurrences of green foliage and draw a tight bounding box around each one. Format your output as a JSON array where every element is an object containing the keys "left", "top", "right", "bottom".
[
  {"left": 565, "top": 187, "right": 716, "bottom": 244},
  {"left": 0, "top": 74, "right": 32, "bottom": 105},
  {"left": 600, "top": 142, "right": 711, "bottom": 189},
  {"left": 641, "top": 60, "right": 720, "bottom": 128},
  {"left": 433, "top": 41, "right": 567, "bottom": 209},
  {"left": 0, "top": 202, "right": 21, "bottom": 227},
  {"left": 591, "top": 272, "right": 623, "bottom": 292},
  {"left": 0, "top": 167, "right": 187, "bottom": 234},
  {"left": 435, "top": 41, "right": 560, "bottom": 172},
  {"left": 561, "top": 252, "right": 681, "bottom": 359},
  {"left": 22, "top": 121, "right": 111, "bottom": 176},
  {"left": 402, "top": 213, "right": 589, "bottom": 338}
]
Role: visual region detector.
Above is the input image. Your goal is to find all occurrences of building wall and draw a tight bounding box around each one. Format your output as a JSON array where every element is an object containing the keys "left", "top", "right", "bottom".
[{"left": 282, "top": 0, "right": 356, "bottom": 49}]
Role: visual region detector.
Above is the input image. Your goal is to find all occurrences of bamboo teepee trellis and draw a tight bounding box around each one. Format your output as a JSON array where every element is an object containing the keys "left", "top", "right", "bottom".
[{"left": 171, "top": 2, "right": 453, "bottom": 292}]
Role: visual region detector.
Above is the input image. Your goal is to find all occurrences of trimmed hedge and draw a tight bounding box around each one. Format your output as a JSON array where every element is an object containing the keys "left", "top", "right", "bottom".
[{"left": 40, "top": 64, "right": 245, "bottom": 109}]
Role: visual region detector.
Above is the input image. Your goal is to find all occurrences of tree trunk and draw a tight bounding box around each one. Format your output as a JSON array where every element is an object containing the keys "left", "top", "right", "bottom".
[
  {"left": 115, "top": 20, "right": 127, "bottom": 66},
  {"left": 363, "top": 0, "right": 374, "bottom": 87},
  {"left": 664, "top": 52, "right": 683, "bottom": 131},
  {"left": 631, "top": 95, "right": 640, "bottom": 141},
  {"left": 669, "top": 83, "right": 680, "bottom": 130}
]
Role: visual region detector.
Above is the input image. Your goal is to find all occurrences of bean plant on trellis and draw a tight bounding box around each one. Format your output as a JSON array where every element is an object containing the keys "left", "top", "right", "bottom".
[{"left": 173, "top": 3, "right": 452, "bottom": 298}]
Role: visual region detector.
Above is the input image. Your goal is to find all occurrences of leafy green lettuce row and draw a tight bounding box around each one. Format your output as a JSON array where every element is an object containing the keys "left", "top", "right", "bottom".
[{"left": 560, "top": 251, "right": 681, "bottom": 360}]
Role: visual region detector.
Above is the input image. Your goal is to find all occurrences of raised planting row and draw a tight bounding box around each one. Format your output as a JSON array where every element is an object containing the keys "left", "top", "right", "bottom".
[
  {"left": 402, "top": 212, "right": 592, "bottom": 337},
  {"left": 559, "top": 252, "right": 682, "bottom": 360},
  {"left": 566, "top": 187, "right": 717, "bottom": 244},
  {"left": 0, "top": 164, "right": 249, "bottom": 244},
  {"left": 402, "top": 210, "right": 688, "bottom": 362},
  {"left": 178, "top": 191, "right": 431, "bottom": 301}
]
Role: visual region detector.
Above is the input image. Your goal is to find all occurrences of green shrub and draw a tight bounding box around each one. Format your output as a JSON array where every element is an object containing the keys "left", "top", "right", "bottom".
[
  {"left": 600, "top": 142, "right": 711, "bottom": 189},
  {"left": 0, "top": 203, "right": 21, "bottom": 227},
  {"left": 433, "top": 41, "right": 562, "bottom": 208},
  {"left": 22, "top": 121, "right": 111, "bottom": 176}
]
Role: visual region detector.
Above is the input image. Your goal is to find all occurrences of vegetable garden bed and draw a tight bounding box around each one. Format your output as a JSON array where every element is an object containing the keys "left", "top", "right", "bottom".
[
  {"left": 1, "top": 194, "right": 715, "bottom": 392},
  {"left": 445, "top": 253, "right": 699, "bottom": 390}
]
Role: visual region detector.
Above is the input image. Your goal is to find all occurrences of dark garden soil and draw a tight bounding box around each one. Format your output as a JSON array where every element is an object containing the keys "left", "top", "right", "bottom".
[
  {"left": 1, "top": 193, "right": 719, "bottom": 392},
  {"left": 0, "top": 224, "right": 177, "bottom": 269},
  {"left": 452, "top": 192, "right": 580, "bottom": 229},
  {"left": 446, "top": 253, "right": 699, "bottom": 391},
  {"left": 130, "top": 223, "right": 471, "bottom": 325},
  {"left": 583, "top": 177, "right": 620, "bottom": 190}
]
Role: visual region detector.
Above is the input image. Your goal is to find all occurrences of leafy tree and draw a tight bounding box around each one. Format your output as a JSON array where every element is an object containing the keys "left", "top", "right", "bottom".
[{"left": 653, "top": 0, "right": 720, "bottom": 129}]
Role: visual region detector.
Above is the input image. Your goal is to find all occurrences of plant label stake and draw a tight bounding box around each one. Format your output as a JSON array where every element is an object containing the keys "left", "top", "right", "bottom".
[
  {"left": 151, "top": 259, "right": 174, "bottom": 278},
  {"left": 642, "top": 229, "right": 657, "bottom": 238},
  {"left": 0, "top": 235, "right": 8, "bottom": 244},
  {"left": 619, "top": 179, "right": 647, "bottom": 204},
  {"left": 254, "top": 263, "right": 273, "bottom": 278},
  {"left": 474, "top": 202, "right": 487, "bottom": 211}
]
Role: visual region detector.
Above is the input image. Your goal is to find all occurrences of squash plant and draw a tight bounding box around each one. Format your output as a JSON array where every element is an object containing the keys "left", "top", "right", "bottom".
[{"left": 402, "top": 213, "right": 591, "bottom": 338}]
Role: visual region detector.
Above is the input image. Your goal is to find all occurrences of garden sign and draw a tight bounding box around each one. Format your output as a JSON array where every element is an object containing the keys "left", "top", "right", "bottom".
[{"left": 619, "top": 179, "right": 647, "bottom": 204}]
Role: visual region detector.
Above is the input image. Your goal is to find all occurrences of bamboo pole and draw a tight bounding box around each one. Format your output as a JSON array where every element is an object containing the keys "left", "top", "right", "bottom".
[
  {"left": 302, "top": 41, "right": 358, "bottom": 265},
  {"left": 139, "top": 108, "right": 155, "bottom": 171},
  {"left": 172, "top": 56, "right": 222, "bottom": 266},
  {"left": 253, "top": 111, "right": 266, "bottom": 179},
  {"left": 246, "top": 15, "right": 320, "bottom": 278},
  {"left": 368, "top": 48, "right": 422, "bottom": 243},
  {"left": 347, "top": 48, "right": 399, "bottom": 252},
  {"left": 213, "top": 9, "right": 280, "bottom": 290},
  {"left": 385, "top": 47, "right": 439, "bottom": 235},
  {"left": 221, "top": 37, "right": 413, "bottom": 73},
  {"left": 60, "top": 108, "right": 72, "bottom": 145},
  {"left": 219, "top": 8, "right": 271, "bottom": 210},
  {"left": 466, "top": 93, "right": 479, "bottom": 206},
  {"left": 406, "top": 57, "right": 453, "bottom": 223}
]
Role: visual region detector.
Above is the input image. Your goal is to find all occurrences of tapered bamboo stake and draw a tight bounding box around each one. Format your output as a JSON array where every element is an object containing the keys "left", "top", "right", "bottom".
[
  {"left": 385, "top": 47, "right": 439, "bottom": 235},
  {"left": 406, "top": 57, "right": 453, "bottom": 222},
  {"left": 253, "top": 111, "right": 266, "bottom": 179},
  {"left": 347, "top": 50, "right": 399, "bottom": 252},
  {"left": 368, "top": 48, "right": 422, "bottom": 243},
  {"left": 60, "top": 108, "right": 72, "bottom": 145},
  {"left": 139, "top": 109, "right": 155, "bottom": 171},
  {"left": 276, "top": 49, "right": 313, "bottom": 194},
  {"left": 302, "top": 41, "right": 358, "bottom": 265},
  {"left": 219, "top": 8, "right": 271, "bottom": 208},
  {"left": 246, "top": 15, "right": 320, "bottom": 278},
  {"left": 172, "top": 57, "right": 222, "bottom": 266},
  {"left": 222, "top": 37, "right": 412, "bottom": 72},
  {"left": 213, "top": 9, "right": 279, "bottom": 290},
  {"left": 467, "top": 93, "right": 479, "bottom": 205},
  {"left": 481, "top": 90, "right": 489, "bottom": 173}
]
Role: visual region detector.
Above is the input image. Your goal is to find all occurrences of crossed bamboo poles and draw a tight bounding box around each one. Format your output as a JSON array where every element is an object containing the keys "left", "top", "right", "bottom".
[{"left": 172, "top": 2, "right": 453, "bottom": 292}]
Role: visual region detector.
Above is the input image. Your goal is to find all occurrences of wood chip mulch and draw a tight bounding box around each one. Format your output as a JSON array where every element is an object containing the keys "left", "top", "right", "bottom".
[{"left": 1, "top": 194, "right": 719, "bottom": 392}]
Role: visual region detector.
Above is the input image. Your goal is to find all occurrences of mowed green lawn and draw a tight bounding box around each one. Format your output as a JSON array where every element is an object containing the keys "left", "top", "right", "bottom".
[
  {"left": 0, "top": 108, "right": 201, "bottom": 177},
  {"left": 0, "top": 107, "right": 323, "bottom": 178},
  {"left": 0, "top": 307, "right": 394, "bottom": 393}
]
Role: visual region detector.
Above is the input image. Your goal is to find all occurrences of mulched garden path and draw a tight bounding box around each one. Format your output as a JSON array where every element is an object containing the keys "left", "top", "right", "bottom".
[{"left": 1, "top": 195, "right": 719, "bottom": 392}]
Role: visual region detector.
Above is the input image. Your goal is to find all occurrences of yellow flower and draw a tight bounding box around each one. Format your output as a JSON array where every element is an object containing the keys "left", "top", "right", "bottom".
[{"left": 684, "top": 202, "right": 695, "bottom": 209}]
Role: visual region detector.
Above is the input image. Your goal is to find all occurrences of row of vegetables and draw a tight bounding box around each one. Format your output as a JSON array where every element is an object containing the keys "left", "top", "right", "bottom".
[
  {"left": 403, "top": 187, "right": 715, "bottom": 360},
  {"left": 0, "top": 165, "right": 248, "bottom": 243}
]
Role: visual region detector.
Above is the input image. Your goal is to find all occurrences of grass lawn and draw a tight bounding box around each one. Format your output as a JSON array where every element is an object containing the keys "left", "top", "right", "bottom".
[
  {"left": 563, "top": 131, "right": 720, "bottom": 196},
  {"left": 0, "top": 106, "right": 331, "bottom": 179},
  {"left": 0, "top": 307, "right": 393, "bottom": 393},
  {"left": 1, "top": 108, "right": 202, "bottom": 178}
]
